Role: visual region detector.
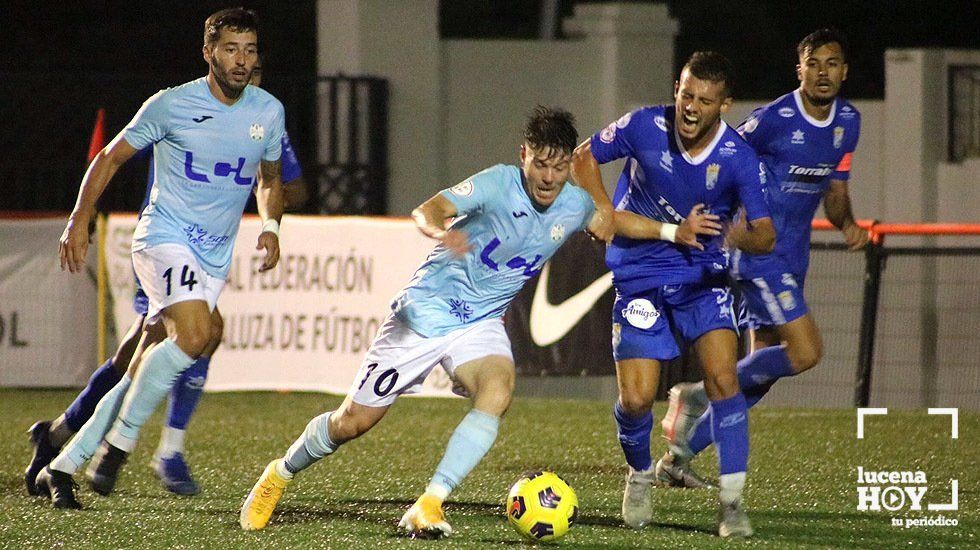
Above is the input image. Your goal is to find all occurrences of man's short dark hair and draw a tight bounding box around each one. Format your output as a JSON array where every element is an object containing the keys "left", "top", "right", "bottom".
[
  {"left": 682, "top": 51, "right": 735, "bottom": 97},
  {"left": 204, "top": 7, "right": 259, "bottom": 46},
  {"left": 524, "top": 106, "right": 578, "bottom": 157},
  {"left": 798, "top": 28, "right": 848, "bottom": 62}
]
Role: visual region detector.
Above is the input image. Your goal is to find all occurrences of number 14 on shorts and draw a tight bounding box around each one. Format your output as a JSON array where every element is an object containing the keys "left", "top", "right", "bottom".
[{"left": 163, "top": 265, "right": 199, "bottom": 295}]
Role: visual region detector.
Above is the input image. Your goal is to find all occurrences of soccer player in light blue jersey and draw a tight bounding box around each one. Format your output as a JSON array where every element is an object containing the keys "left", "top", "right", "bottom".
[
  {"left": 573, "top": 52, "right": 776, "bottom": 537},
  {"left": 658, "top": 29, "right": 869, "bottom": 494},
  {"left": 24, "top": 57, "right": 308, "bottom": 499},
  {"left": 36, "top": 8, "right": 285, "bottom": 509},
  {"left": 239, "top": 107, "right": 596, "bottom": 537}
]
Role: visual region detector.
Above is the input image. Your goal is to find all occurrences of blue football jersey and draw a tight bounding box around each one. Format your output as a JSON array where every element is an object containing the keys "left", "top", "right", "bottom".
[
  {"left": 124, "top": 77, "right": 286, "bottom": 278},
  {"left": 392, "top": 164, "right": 594, "bottom": 337},
  {"left": 590, "top": 105, "right": 770, "bottom": 293},
  {"left": 733, "top": 89, "right": 861, "bottom": 279}
]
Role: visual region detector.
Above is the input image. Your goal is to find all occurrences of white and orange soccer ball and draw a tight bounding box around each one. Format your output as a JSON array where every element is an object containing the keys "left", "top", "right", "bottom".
[{"left": 506, "top": 471, "right": 579, "bottom": 542}]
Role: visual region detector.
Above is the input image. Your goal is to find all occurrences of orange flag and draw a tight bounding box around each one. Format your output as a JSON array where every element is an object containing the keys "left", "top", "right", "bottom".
[{"left": 87, "top": 108, "right": 106, "bottom": 163}]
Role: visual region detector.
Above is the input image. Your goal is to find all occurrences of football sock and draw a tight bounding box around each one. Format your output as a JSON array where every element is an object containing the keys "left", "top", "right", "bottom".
[
  {"left": 427, "top": 409, "right": 500, "bottom": 499},
  {"left": 687, "top": 347, "right": 795, "bottom": 456},
  {"left": 105, "top": 339, "right": 194, "bottom": 453},
  {"left": 63, "top": 358, "right": 123, "bottom": 432},
  {"left": 156, "top": 357, "right": 210, "bottom": 458},
  {"left": 49, "top": 375, "right": 132, "bottom": 475},
  {"left": 710, "top": 394, "right": 749, "bottom": 478},
  {"left": 736, "top": 346, "right": 795, "bottom": 407},
  {"left": 719, "top": 471, "right": 747, "bottom": 506},
  {"left": 283, "top": 411, "right": 338, "bottom": 476},
  {"left": 614, "top": 401, "right": 653, "bottom": 472}
]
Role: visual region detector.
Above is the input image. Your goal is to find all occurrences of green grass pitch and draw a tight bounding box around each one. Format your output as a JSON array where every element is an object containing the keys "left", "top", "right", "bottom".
[{"left": 0, "top": 389, "right": 975, "bottom": 548}]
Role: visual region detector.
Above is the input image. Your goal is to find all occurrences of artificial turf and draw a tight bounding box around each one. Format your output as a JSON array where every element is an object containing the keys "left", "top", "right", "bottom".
[{"left": 0, "top": 389, "right": 975, "bottom": 548}]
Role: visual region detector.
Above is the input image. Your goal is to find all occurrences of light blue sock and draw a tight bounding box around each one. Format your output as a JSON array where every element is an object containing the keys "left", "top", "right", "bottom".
[
  {"left": 49, "top": 375, "right": 132, "bottom": 475},
  {"left": 428, "top": 409, "right": 500, "bottom": 498},
  {"left": 106, "top": 339, "right": 194, "bottom": 452},
  {"left": 283, "top": 412, "right": 338, "bottom": 474}
]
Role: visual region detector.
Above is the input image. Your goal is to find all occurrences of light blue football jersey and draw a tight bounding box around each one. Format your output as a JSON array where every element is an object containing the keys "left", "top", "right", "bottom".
[
  {"left": 124, "top": 77, "right": 286, "bottom": 278},
  {"left": 392, "top": 164, "right": 594, "bottom": 337}
]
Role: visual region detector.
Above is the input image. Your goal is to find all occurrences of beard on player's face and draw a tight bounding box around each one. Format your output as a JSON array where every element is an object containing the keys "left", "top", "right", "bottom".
[{"left": 211, "top": 54, "right": 250, "bottom": 95}]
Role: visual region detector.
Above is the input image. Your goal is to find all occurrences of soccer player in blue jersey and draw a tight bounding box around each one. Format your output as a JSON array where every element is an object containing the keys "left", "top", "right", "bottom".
[
  {"left": 35, "top": 8, "right": 285, "bottom": 509},
  {"left": 239, "top": 107, "right": 604, "bottom": 537},
  {"left": 572, "top": 52, "right": 775, "bottom": 537},
  {"left": 657, "top": 29, "right": 868, "bottom": 496}
]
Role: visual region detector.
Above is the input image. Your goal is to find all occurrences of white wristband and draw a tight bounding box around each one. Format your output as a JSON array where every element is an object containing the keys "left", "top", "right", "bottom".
[
  {"left": 262, "top": 219, "right": 280, "bottom": 236},
  {"left": 659, "top": 223, "right": 678, "bottom": 243}
]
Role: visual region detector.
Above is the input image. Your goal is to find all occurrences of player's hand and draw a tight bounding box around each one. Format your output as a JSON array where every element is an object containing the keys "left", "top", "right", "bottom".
[
  {"left": 59, "top": 215, "right": 91, "bottom": 273},
  {"left": 677, "top": 203, "right": 722, "bottom": 251},
  {"left": 586, "top": 205, "right": 615, "bottom": 243},
  {"left": 439, "top": 229, "right": 472, "bottom": 257},
  {"left": 256, "top": 231, "right": 280, "bottom": 272},
  {"left": 842, "top": 222, "right": 869, "bottom": 251}
]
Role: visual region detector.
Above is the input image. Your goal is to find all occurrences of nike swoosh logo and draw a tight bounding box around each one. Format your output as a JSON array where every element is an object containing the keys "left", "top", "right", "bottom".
[
  {"left": 529, "top": 262, "right": 613, "bottom": 346},
  {"left": 192, "top": 115, "right": 213, "bottom": 123}
]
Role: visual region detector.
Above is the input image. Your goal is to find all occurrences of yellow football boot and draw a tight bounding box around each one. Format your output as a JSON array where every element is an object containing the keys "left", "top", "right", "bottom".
[
  {"left": 240, "top": 459, "right": 291, "bottom": 531},
  {"left": 397, "top": 493, "right": 453, "bottom": 538}
]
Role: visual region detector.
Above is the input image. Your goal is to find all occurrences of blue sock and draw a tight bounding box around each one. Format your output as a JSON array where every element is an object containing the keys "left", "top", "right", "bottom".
[
  {"left": 428, "top": 409, "right": 500, "bottom": 497},
  {"left": 105, "top": 339, "right": 194, "bottom": 453},
  {"left": 50, "top": 375, "right": 132, "bottom": 474},
  {"left": 710, "top": 394, "right": 749, "bottom": 475},
  {"left": 64, "top": 359, "right": 123, "bottom": 432},
  {"left": 166, "top": 357, "right": 210, "bottom": 430},
  {"left": 614, "top": 402, "right": 653, "bottom": 472},
  {"left": 688, "top": 409, "right": 713, "bottom": 455},
  {"left": 736, "top": 346, "right": 795, "bottom": 407},
  {"left": 284, "top": 412, "right": 338, "bottom": 474}
]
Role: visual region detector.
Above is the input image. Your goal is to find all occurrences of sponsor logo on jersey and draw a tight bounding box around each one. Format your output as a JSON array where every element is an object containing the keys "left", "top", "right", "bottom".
[
  {"left": 779, "top": 107, "right": 796, "bottom": 118},
  {"left": 615, "top": 112, "right": 633, "bottom": 128},
  {"left": 781, "top": 273, "right": 799, "bottom": 288},
  {"left": 450, "top": 179, "right": 474, "bottom": 196},
  {"left": 834, "top": 126, "right": 845, "bottom": 149},
  {"left": 622, "top": 298, "right": 660, "bottom": 329},
  {"left": 599, "top": 122, "right": 617, "bottom": 143},
  {"left": 550, "top": 223, "right": 565, "bottom": 241},
  {"left": 840, "top": 105, "right": 857, "bottom": 119},
  {"left": 512, "top": 211, "right": 528, "bottom": 219},
  {"left": 249, "top": 123, "right": 265, "bottom": 141},
  {"left": 792, "top": 129, "right": 805, "bottom": 144},
  {"left": 705, "top": 163, "right": 720, "bottom": 190},
  {"left": 192, "top": 115, "right": 213, "bottom": 123},
  {"left": 788, "top": 165, "right": 833, "bottom": 177},
  {"left": 654, "top": 115, "right": 668, "bottom": 132},
  {"left": 659, "top": 150, "right": 673, "bottom": 173},
  {"left": 778, "top": 290, "right": 797, "bottom": 311},
  {"left": 719, "top": 140, "right": 738, "bottom": 156}
]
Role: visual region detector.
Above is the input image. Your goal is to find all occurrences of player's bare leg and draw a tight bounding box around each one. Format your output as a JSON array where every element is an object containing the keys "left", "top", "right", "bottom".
[
  {"left": 614, "top": 358, "right": 660, "bottom": 528},
  {"left": 400, "top": 356, "right": 514, "bottom": 539},
  {"left": 240, "top": 395, "right": 389, "bottom": 531}
]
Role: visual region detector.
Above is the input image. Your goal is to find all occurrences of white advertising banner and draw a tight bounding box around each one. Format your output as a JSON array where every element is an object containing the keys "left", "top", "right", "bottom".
[
  {"left": 105, "top": 214, "right": 459, "bottom": 396},
  {"left": 0, "top": 216, "right": 97, "bottom": 387}
]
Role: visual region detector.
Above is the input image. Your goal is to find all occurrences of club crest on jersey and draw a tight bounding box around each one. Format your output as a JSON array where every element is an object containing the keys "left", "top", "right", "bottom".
[
  {"left": 792, "top": 129, "right": 805, "bottom": 145},
  {"left": 249, "top": 123, "right": 264, "bottom": 141},
  {"left": 705, "top": 163, "right": 720, "bottom": 190},
  {"left": 779, "top": 107, "right": 796, "bottom": 118},
  {"left": 834, "top": 126, "right": 845, "bottom": 149},
  {"left": 654, "top": 115, "right": 668, "bottom": 132},
  {"left": 450, "top": 179, "right": 474, "bottom": 196},
  {"left": 550, "top": 223, "right": 565, "bottom": 241}
]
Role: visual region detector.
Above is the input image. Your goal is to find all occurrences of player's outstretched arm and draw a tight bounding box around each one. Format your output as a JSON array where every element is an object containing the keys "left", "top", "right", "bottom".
[
  {"left": 59, "top": 136, "right": 139, "bottom": 273},
  {"left": 824, "top": 179, "right": 868, "bottom": 251},
  {"left": 571, "top": 140, "right": 614, "bottom": 243},
  {"left": 727, "top": 216, "right": 776, "bottom": 254},
  {"left": 614, "top": 204, "right": 722, "bottom": 250},
  {"left": 412, "top": 193, "right": 470, "bottom": 256},
  {"left": 255, "top": 158, "right": 284, "bottom": 272}
]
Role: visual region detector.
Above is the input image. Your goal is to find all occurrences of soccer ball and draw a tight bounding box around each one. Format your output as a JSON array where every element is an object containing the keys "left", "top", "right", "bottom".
[{"left": 506, "top": 471, "right": 578, "bottom": 542}]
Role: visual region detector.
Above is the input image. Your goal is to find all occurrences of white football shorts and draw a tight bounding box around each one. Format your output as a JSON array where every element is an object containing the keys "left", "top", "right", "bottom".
[
  {"left": 349, "top": 314, "right": 514, "bottom": 407},
  {"left": 132, "top": 243, "right": 225, "bottom": 323}
]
